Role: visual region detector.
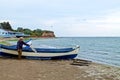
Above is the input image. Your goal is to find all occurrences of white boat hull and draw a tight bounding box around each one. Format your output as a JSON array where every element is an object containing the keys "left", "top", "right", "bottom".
[{"left": 0, "top": 46, "right": 80, "bottom": 59}]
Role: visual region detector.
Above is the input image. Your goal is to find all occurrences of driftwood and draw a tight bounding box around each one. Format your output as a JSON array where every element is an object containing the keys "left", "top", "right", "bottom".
[{"left": 71, "top": 59, "right": 92, "bottom": 66}]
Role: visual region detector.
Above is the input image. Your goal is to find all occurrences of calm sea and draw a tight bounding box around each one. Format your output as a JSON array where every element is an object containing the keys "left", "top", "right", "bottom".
[{"left": 32, "top": 37, "right": 120, "bottom": 67}]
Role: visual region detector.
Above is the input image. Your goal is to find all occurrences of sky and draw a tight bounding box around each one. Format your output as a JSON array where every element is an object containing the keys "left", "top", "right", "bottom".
[{"left": 0, "top": 0, "right": 120, "bottom": 37}]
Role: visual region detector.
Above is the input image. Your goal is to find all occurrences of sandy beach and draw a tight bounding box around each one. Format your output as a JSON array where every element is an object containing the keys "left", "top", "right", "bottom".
[{"left": 0, "top": 57, "right": 120, "bottom": 80}]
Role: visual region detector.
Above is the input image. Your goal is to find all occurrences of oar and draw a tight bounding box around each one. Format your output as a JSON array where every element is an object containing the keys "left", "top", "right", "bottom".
[{"left": 30, "top": 46, "right": 37, "bottom": 53}]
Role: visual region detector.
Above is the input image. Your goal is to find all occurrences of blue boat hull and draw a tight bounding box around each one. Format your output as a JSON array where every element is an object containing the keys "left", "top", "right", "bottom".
[{"left": 0, "top": 51, "right": 77, "bottom": 60}]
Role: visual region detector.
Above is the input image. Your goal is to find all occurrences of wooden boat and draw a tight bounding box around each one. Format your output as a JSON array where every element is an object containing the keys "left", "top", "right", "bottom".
[{"left": 0, "top": 40, "right": 80, "bottom": 59}]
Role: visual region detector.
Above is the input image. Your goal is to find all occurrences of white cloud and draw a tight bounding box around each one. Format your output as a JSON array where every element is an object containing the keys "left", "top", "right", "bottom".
[
  {"left": 88, "top": 9, "right": 120, "bottom": 23},
  {"left": 45, "top": 9, "right": 120, "bottom": 37}
]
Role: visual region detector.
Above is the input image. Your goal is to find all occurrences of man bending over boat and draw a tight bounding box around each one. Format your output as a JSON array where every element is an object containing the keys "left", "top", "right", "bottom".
[{"left": 17, "top": 37, "right": 29, "bottom": 59}]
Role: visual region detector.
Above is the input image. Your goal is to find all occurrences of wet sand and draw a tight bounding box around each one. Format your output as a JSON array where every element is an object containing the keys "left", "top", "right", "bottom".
[{"left": 0, "top": 58, "right": 120, "bottom": 80}]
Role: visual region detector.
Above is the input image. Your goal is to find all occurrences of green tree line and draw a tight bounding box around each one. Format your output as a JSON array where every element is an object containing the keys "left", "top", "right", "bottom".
[
  {"left": 0, "top": 22, "right": 54, "bottom": 37},
  {"left": 0, "top": 22, "right": 13, "bottom": 31},
  {"left": 15, "top": 27, "right": 43, "bottom": 37}
]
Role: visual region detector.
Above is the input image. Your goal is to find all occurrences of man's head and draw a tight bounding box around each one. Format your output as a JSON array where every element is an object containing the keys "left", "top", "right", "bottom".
[{"left": 19, "top": 37, "right": 23, "bottom": 41}]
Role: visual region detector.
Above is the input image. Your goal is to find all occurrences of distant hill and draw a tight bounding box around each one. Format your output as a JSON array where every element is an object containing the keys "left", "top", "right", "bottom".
[{"left": 41, "top": 30, "right": 55, "bottom": 37}]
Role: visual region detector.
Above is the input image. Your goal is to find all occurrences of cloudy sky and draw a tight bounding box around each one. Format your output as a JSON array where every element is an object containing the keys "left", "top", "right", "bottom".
[{"left": 0, "top": 0, "right": 120, "bottom": 37}]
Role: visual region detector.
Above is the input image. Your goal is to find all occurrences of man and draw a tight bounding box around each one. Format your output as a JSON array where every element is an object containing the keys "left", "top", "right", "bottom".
[{"left": 17, "top": 37, "right": 29, "bottom": 59}]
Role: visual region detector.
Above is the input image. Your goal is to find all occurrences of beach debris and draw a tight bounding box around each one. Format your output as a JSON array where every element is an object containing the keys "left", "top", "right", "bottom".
[{"left": 71, "top": 59, "right": 92, "bottom": 66}]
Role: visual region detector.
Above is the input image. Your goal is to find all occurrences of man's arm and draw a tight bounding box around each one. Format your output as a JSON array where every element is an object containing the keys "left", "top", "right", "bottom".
[{"left": 22, "top": 41, "right": 29, "bottom": 46}]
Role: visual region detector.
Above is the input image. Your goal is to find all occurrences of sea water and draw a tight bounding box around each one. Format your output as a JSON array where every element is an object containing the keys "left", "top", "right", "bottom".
[{"left": 31, "top": 37, "right": 120, "bottom": 67}]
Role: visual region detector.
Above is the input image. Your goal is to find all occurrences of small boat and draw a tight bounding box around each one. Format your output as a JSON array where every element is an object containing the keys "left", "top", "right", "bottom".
[{"left": 0, "top": 40, "right": 80, "bottom": 59}]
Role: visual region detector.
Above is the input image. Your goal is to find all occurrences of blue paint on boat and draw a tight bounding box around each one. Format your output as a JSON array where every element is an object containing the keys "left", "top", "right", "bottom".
[
  {"left": 0, "top": 44, "right": 75, "bottom": 53},
  {"left": 0, "top": 52, "right": 77, "bottom": 60}
]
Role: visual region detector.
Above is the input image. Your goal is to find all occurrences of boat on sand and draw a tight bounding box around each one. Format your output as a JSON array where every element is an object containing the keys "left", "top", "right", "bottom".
[{"left": 0, "top": 40, "right": 80, "bottom": 60}]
